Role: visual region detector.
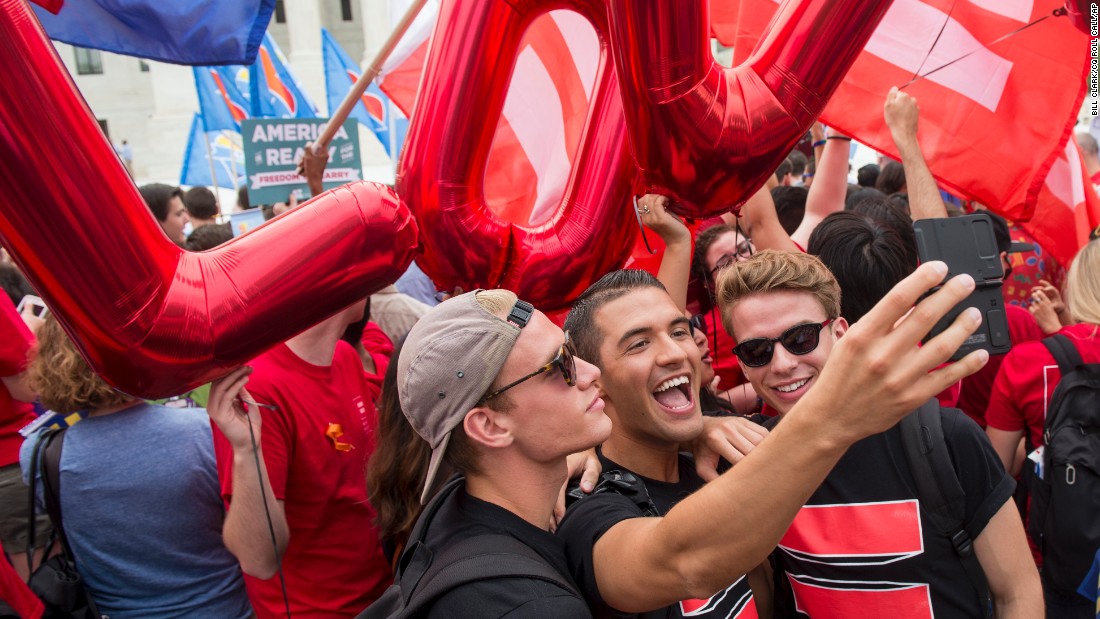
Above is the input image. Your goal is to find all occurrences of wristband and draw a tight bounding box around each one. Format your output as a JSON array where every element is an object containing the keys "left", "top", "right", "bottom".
[
  {"left": 811, "top": 139, "right": 827, "bottom": 148},
  {"left": 826, "top": 136, "right": 852, "bottom": 141}
]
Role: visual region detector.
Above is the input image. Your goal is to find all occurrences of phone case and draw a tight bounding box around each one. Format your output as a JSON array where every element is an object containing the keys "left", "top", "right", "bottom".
[{"left": 913, "top": 214, "right": 1013, "bottom": 361}]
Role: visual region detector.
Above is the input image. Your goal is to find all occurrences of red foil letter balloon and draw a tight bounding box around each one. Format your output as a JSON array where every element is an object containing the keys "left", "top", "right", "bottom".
[
  {"left": 396, "top": 0, "right": 637, "bottom": 310},
  {"left": 607, "top": 0, "right": 894, "bottom": 218},
  {"left": 0, "top": 0, "right": 419, "bottom": 398}
]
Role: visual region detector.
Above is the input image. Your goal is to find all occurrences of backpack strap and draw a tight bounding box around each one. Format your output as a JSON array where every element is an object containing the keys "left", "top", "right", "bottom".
[
  {"left": 1041, "top": 334, "right": 1083, "bottom": 433},
  {"left": 899, "top": 399, "right": 990, "bottom": 613},
  {"left": 400, "top": 533, "right": 580, "bottom": 616},
  {"left": 1042, "top": 334, "right": 1084, "bottom": 375}
]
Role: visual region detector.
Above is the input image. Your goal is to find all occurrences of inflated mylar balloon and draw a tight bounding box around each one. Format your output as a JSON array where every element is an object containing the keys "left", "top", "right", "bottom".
[
  {"left": 607, "top": 0, "right": 894, "bottom": 218},
  {"left": 396, "top": 0, "right": 637, "bottom": 310},
  {"left": 1064, "top": 0, "right": 1094, "bottom": 34},
  {"left": 0, "top": 0, "right": 419, "bottom": 398}
]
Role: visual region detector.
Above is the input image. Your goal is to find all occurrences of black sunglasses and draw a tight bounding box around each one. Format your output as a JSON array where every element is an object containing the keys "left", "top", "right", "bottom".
[
  {"left": 732, "top": 319, "right": 833, "bottom": 367},
  {"left": 689, "top": 314, "right": 707, "bottom": 337},
  {"left": 481, "top": 332, "right": 577, "bottom": 402}
]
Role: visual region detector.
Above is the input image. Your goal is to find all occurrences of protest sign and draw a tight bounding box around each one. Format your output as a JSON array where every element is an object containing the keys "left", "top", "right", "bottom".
[{"left": 242, "top": 118, "right": 361, "bottom": 205}]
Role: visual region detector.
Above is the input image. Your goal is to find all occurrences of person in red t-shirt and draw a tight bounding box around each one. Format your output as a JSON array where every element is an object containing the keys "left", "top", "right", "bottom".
[
  {"left": 211, "top": 299, "right": 392, "bottom": 618},
  {"left": 986, "top": 238, "right": 1100, "bottom": 619},
  {"left": 986, "top": 239, "right": 1100, "bottom": 474},
  {"left": 0, "top": 294, "right": 48, "bottom": 581}
]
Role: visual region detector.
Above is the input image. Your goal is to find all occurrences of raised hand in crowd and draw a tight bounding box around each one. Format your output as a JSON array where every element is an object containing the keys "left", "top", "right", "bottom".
[
  {"left": 1029, "top": 289, "right": 1064, "bottom": 335},
  {"left": 637, "top": 193, "right": 691, "bottom": 311},
  {"left": 792, "top": 121, "right": 850, "bottom": 248},
  {"left": 1030, "top": 278, "right": 1073, "bottom": 328},
  {"left": 884, "top": 86, "right": 948, "bottom": 220}
]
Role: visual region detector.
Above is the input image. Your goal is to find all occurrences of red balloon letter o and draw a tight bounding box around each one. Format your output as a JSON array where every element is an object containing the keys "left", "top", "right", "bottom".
[{"left": 397, "top": 0, "right": 636, "bottom": 309}]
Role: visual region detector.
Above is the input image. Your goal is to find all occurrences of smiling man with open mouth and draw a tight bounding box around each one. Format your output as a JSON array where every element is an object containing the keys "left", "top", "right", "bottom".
[{"left": 559, "top": 270, "right": 769, "bottom": 618}]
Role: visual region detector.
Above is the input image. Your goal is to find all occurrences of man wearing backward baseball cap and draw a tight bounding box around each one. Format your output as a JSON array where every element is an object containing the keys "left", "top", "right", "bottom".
[
  {"left": 389, "top": 288, "right": 610, "bottom": 617},
  {"left": 380, "top": 263, "right": 989, "bottom": 617}
]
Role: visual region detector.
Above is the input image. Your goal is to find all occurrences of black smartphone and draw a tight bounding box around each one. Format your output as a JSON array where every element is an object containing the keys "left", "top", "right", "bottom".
[{"left": 913, "top": 214, "right": 1012, "bottom": 361}]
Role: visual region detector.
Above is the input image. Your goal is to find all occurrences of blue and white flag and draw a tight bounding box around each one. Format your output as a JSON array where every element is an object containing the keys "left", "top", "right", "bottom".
[
  {"left": 321, "top": 28, "right": 407, "bottom": 157},
  {"left": 180, "top": 114, "right": 246, "bottom": 188},
  {"left": 194, "top": 66, "right": 250, "bottom": 132},
  {"left": 250, "top": 34, "right": 318, "bottom": 119}
]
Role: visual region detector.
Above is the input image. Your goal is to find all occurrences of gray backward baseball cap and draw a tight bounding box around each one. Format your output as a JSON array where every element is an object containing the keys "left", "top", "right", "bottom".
[{"left": 397, "top": 290, "right": 526, "bottom": 503}]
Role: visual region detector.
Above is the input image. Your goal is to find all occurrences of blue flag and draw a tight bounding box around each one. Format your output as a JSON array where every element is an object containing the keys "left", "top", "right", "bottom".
[
  {"left": 32, "top": 0, "right": 275, "bottom": 66},
  {"left": 180, "top": 114, "right": 245, "bottom": 189},
  {"left": 321, "top": 29, "right": 408, "bottom": 158},
  {"left": 194, "top": 67, "right": 250, "bottom": 132},
  {"left": 250, "top": 34, "right": 318, "bottom": 119}
]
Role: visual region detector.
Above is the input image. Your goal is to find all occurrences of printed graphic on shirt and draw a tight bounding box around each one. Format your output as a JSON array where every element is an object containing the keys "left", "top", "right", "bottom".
[
  {"left": 680, "top": 575, "right": 758, "bottom": 618},
  {"left": 788, "top": 574, "right": 933, "bottom": 618},
  {"left": 352, "top": 394, "right": 372, "bottom": 437},
  {"left": 779, "top": 500, "right": 924, "bottom": 566}
]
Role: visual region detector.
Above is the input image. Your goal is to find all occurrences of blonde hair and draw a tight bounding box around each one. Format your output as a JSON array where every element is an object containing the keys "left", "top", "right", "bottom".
[
  {"left": 28, "top": 315, "right": 132, "bottom": 413},
  {"left": 1067, "top": 239, "right": 1100, "bottom": 325},
  {"left": 474, "top": 289, "right": 518, "bottom": 319},
  {"left": 715, "top": 250, "right": 842, "bottom": 339}
]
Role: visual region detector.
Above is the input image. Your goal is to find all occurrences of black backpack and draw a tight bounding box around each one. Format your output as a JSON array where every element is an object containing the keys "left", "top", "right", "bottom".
[
  {"left": 899, "top": 399, "right": 991, "bottom": 615},
  {"left": 1025, "top": 334, "right": 1100, "bottom": 596},
  {"left": 357, "top": 477, "right": 580, "bottom": 619}
]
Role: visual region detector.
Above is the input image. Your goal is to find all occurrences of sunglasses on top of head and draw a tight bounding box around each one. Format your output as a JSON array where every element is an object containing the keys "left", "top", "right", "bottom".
[
  {"left": 481, "top": 332, "right": 577, "bottom": 402},
  {"left": 732, "top": 319, "right": 833, "bottom": 367}
]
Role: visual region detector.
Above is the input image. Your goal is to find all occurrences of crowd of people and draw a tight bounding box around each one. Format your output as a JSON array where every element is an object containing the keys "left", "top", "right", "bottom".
[{"left": 0, "top": 87, "right": 1098, "bottom": 619}]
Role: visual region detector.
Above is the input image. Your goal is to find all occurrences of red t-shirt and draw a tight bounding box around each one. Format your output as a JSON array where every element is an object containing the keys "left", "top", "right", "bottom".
[
  {"left": 957, "top": 304, "right": 1044, "bottom": 427},
  {"left": 986, "top": 323, "right": 1100, "bottom": 449},
  {"left": 213, "top": 342, "right": 392, "bottom": 618},
  {"left": 0, "top": 295, "right": 35, "bottom": 467}
]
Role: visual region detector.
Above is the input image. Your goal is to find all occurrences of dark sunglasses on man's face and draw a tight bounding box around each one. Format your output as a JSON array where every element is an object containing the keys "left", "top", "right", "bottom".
[
  {"left": 732, "top": 319, "right": 833, "bottom": 368},
  {"left": 481, "top": 332, "right": 577, "bottom": 402},
  {"left": 689, "top": 314, "right": 707, "bottom": 337}
]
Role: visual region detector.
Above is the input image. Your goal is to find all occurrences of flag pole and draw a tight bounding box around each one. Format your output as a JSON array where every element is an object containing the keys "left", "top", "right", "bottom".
[
  {"left": 200, "top": 125, "right": 224, "bottom": 213},
  {"left": 313, "top": 0, "right": 427, "bottom": 153}
]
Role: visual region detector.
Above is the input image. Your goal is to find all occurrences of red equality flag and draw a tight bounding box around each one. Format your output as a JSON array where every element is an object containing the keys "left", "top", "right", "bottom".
[{"left": 715, "top": 0, "right": 1093, "bottom": 263}]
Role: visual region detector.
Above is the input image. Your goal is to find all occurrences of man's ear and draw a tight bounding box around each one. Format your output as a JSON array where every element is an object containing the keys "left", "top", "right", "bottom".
[
  {"left": 463, "top": 407, "right": 514, "bottom": 450},
  {"left": 832, "top": 316, "right": 850, "bottom": 340}
]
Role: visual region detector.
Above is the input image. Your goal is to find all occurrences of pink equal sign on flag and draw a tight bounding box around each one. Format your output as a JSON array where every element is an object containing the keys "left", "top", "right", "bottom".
[
  {"left": 380, "top": 1, "right": 599, "bottom": 227},
  {"left": 714, "top": 0, "right": 1094, "bottom": 263}
]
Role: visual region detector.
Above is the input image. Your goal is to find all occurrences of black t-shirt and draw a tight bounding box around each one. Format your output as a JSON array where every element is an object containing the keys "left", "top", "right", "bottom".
[
  {"left": 762, "top": 408, "right": 1014, "bottom": 618},
  {"left": 423, "top": 482, "right": 592, "bottom": 618},
  {"left": 557, "top": 450, "right": 758, "bottom": 618}
]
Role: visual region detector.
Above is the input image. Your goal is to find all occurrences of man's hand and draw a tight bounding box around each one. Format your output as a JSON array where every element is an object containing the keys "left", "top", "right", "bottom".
[
  {"left": 298, "top": 141, "right": 330, "bottom": 197},
  {"left": 884, "top": 86, "right": 920, "bottom": 147},
  {"left": 693, "top": 416, "right": 769, "bottom": 481},
  {"left": 553, "top": 448, "right": 602, "bottom": 530},
  {"left": 798, "top": 261, "right": 989, "bottom": 445},
  {"left": 207, "top": 366, "right": 262, "bottom": 452},
  {"left": 637, "top": 194, "right": 690, "bottom": 246}
]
